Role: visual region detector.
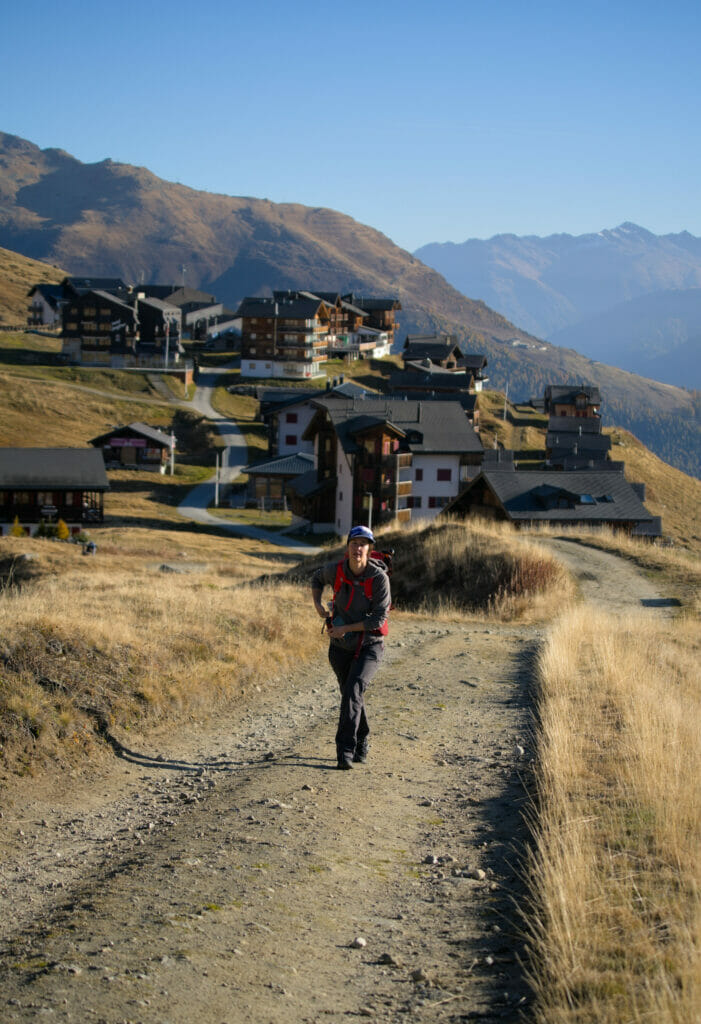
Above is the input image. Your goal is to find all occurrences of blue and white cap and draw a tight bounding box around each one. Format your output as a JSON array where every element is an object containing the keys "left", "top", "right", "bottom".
[{"left": 347, "top": 525, "right": 374, "bottom": 544}]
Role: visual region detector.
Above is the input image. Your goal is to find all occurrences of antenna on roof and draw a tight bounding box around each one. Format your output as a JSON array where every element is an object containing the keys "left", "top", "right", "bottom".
[{"left": 181, "top": 265, "right": 186, "bottom": 289}]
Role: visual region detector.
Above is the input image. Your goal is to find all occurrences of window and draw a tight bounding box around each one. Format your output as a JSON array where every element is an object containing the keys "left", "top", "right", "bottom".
[
  {"left": 437, "top": 468, "right": 452, "bottom": 482},
  {"left": 407, "top": 495, "right": 422, "bottom": 509},
  {"left": 285, "top": 435, "right": 297, "bottom": 446},
  {"left": 383, "top": 440, "right": 391, "bottom": 455},
  {"left": 428, "top": 496, "right": 450, "bottom": 509},
  {"left": 286, "top": 412, "right": 298, "bottom": 423},
  {"left": 415, "top": 468, "right": 423, "bottom": 481}
]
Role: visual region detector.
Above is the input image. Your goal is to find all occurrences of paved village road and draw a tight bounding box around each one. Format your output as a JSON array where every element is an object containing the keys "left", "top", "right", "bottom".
[{"left": 176, "top": 365, "right": 322, "bottom": 553}]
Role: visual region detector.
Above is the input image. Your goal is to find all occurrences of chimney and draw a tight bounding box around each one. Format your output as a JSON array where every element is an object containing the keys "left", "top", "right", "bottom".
[{"left": 417, "top": 402, "right": 422, "bottom": 422}]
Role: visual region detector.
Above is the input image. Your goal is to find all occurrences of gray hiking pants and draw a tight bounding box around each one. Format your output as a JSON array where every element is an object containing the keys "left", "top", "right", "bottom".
[{"left": 329, "top": 639, "right": 384, "bottom": 764}]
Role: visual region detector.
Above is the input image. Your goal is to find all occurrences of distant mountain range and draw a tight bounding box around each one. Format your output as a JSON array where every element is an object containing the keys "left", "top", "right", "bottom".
[
  {"left": 415, "top": 224, "right": 701, "bottom": 389},
  {"left": 0, "top": 131, "right": 698, "bottom": 476}
]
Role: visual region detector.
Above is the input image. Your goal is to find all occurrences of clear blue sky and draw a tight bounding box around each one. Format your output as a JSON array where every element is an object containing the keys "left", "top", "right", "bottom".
[{"left": 3, "top": 0, "right": 699, "bottom": 252}]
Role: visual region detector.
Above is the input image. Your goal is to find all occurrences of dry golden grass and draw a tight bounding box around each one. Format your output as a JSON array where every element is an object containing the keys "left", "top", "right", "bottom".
[
  {"left": 606, "top": 426, "right": 701, "bottom": 553},
  {"left": 295, "top": 517, "right": 577, "bottom": 623},
  {"left": 0, "top": 370, "right": 173, "bottom": 446},
  {"left": 528, "top": 606, "right": 701, "bottom": 1023},
  {"left": 477, "top": 390, "right": 549, "bottom": 455},
  {"left": 0, "top": 531, "right": 315, "bottom": 773},
  {"left": 0, "top": 247, "right": 65, "bottom": 324}
]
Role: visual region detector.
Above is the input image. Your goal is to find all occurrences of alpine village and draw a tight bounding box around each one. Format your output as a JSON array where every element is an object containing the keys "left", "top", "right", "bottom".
[{"left": 4, "top": 276, "right": 662, "bottom": 541}]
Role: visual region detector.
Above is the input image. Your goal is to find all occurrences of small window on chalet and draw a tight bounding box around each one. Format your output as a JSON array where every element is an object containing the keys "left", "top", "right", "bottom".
[
  {"left": 597, "top": 494, "right": 614, "bottom": 503},
  {"left": 286, "top": 412, "right": 298, "bottom": 423},
  {"left": 579, "top": 494, "right": 596, "bottom": 505},
  {"left": 285, "top": 435, "right": 297, "bottom": 446},
  {"left": 437, "top": 468, "right": 452, "bottom": 482},
  {"left": 383, "top": 440, "right": 391, "bottom": 455},
  {"left": 415, "top": 468, "right": 423, "bottom": 482}
]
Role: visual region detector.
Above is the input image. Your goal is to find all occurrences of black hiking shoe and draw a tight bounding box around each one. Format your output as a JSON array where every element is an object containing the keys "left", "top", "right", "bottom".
[
  {"left": 353, "top": 740, "right": 368, "bottom": 764},
  {"left": 336, "top": 759, "right": 353, "bottom": 770}
]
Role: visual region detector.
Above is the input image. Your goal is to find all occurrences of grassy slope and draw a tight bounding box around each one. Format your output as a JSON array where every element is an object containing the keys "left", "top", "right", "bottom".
[
  {"left": 0, "top": 134, "right": 697, "bottom": 477},
  {"left": 0, "top": 245, "right": 65, "bottom": 324}
]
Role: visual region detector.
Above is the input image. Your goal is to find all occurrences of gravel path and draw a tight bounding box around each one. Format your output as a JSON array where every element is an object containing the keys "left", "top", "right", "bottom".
[{"left": 0, "top": 542, "right": 669, "bottom": 1023}]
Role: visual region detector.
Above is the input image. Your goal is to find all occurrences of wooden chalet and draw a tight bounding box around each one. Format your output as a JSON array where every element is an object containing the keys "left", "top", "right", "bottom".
[
  {"left": 444, "top": 466, "right": 661, "bottom": 537},
  {"left": 291, "top": 396, "right": 483, "bottom": 536},
  {"left": 543, "top": 385, "right": 601, "bottom": 418},
  {"left": 26, "top": 284, "right": 63, "bottom": 326},
  {"left": 240, "top": 452, "right": 315, "bottom": 509},
  {"left": 89, "top": 423, "right": 175, "bottom": 472},
  {"left": 342, "top": 295, "right": 401, "bottom": 342},
  {"left": 236, "top": 294, "right": 330, "bottom": 380},
  {"left": 0, "top": 448, "right": 109, "bottom": 535},
  {"left": 61, "top": 289, "right": 138, "bottom": 365},
  {"left": 402, "top": 334, "right": 463, "bottom": 370}
]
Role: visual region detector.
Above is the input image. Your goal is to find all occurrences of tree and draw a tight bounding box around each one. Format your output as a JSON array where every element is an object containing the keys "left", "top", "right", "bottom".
[
  {"left": 56, "top": 519, "right": 70, "bottom": 541},
  {"left": 9, "top": 516, "right": 25, "bottom": 537}
]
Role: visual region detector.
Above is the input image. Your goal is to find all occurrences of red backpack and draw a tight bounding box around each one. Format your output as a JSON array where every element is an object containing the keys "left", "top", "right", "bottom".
[{"left": 332, "top": 549, "right": 393, "bottom": 637}]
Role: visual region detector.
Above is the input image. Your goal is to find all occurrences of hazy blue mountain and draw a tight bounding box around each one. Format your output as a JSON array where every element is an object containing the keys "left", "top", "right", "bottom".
[
  {"left": 415, "top": 224, "right": 701, "bottom": 387},
  {"left": 548, "top": 288, "right": 701, "bottom": 387}
]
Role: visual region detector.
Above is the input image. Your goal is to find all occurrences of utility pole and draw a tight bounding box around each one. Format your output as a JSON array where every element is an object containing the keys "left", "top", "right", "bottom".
[
  {"left": 503, "top": 382, "right": 509, "bottom": 421},
  {"left": 214, "top": 452, "right": 220, "bottom": 507}
]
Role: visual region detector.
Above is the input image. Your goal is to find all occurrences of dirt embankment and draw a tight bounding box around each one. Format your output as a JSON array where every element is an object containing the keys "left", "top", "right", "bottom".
[{"left": 0, "top": 539, "right": 671, "bottom": 1023}]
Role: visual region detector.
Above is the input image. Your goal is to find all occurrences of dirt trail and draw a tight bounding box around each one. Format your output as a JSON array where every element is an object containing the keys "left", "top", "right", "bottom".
[{"left": 0, "top": 541, "right": 669, "bottom": 1024}]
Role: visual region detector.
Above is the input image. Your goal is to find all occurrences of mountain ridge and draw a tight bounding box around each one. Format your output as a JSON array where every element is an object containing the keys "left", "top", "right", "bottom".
[
  {"left": 415, "top": 223, "right": 701, "bottom": 389},
  {"left": 0, "top": 131, "right": 698, "bottom": 476}
]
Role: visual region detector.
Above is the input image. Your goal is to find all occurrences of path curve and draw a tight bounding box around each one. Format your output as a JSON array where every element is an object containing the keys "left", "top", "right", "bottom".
[
  {"left": 177, "top": 365, "right": 322, "bottom": 554},
  {"left": 541, "top": 536, "right": 678, "bottom": 617}
]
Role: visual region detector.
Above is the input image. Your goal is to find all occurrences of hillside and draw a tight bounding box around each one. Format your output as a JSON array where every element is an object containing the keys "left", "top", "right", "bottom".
[
  {"left": 0, "top": 245, "right": 65, "bottom": 324},
  {"left": 547, "top": 287, "right": 701, "bottom": 387},
  {"left": 0, "top": 132, "right": 698, "bottom": 475},
  {"left": 414, "top": 222, "right": 701, "bottom": 379}
]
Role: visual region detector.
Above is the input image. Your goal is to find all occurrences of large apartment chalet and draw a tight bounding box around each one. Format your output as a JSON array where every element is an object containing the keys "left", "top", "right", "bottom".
[
  {"left": 235, "top": 291, "right": 401, "bottom": 379},
  {"left": 288, "top": 396, "right": 483, "bottom": 536}
]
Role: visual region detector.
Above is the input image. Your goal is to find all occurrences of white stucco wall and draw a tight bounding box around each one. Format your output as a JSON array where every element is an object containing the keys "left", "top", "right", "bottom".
[
  {"left": 334, "top": 451, "right": 354, "bottom": 538},
  {"left": 276, "top": 404, "right": 317, "bottom": 456},
  {"left": 404, "top": 453, "right": 462, "bottom": 521}
]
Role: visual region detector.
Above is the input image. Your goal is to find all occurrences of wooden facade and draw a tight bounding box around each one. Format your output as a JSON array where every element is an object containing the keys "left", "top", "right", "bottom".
[{"left": 0, "top": 449, "right": 109, "bottom": 535}]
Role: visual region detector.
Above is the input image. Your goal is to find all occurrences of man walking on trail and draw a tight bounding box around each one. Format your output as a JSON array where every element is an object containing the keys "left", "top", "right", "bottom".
[{"left": 311, "top": 525, "right": 391, "bottom": 770}]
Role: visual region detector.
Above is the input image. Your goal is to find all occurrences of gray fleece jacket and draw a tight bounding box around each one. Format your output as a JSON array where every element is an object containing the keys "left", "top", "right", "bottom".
[{"left": 311, "top": 557, "right": 391, "bottom": 650}]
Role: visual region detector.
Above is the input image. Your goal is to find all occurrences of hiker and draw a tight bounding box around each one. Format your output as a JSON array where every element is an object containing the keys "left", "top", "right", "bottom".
[{"left": 311, "top": 525, "right": 391, "bottom": 770}]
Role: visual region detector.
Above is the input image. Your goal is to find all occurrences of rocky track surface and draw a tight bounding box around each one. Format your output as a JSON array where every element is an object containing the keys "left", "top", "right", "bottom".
[{"left": 0, "top": 540, "right": 669, "bottom": 1023}]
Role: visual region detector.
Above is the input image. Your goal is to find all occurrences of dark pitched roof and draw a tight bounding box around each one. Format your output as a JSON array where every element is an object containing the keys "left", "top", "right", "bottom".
[
  {"left": 546, "top": 432, "right": 612, "bottom": 453},
  {"left": 342, "top": 295, "right": 401, "bottom": 312},
  {"left": 0, "top": 449, "right": 109, "bottom": 490},
  {"left": 89, "top": 422, "right": 173, "bottom": 448},
  {"left": 62, "top": 276, "right": 127, "bottom": 297},
  {"left": 308, "top": 397, "right": 483, "bottom": 455},
  {"left": 258, "top": 381, "right": 375, "bottom": 419},
  {"left": 236, "top": 295, "right": 328, "bottom": 320},
  {"left": 89, "top": 290, "right": 136, "bottom": 316},
  {"left": 459, "top": 353, "right": 488, "bottom": 372},
  {"left": 547, "top": 415, "right": 602, "bottom": 434},
  {"left": 544, "top": 384, "right": 602, "bottom": 406},
  {"left": 391, "top": 360, "right": 471, "bottom": 385},
  {"left": 450, "top": 468, "right": 653, "bottom": 524},
  {"left": 27, "top": 283, "right": 63, "bottom": 304},
  {"left": 136, "top": 296, "right": 181, "bottom": 316},
  {"left": 163, "top": 287, "right": 216, "bottom": 307},
  {"left": 243, "top": 453, "right": 315, "bottom": 476},
  {"left": 402, "top": 339, "right": 462, "bottom": 363}
]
